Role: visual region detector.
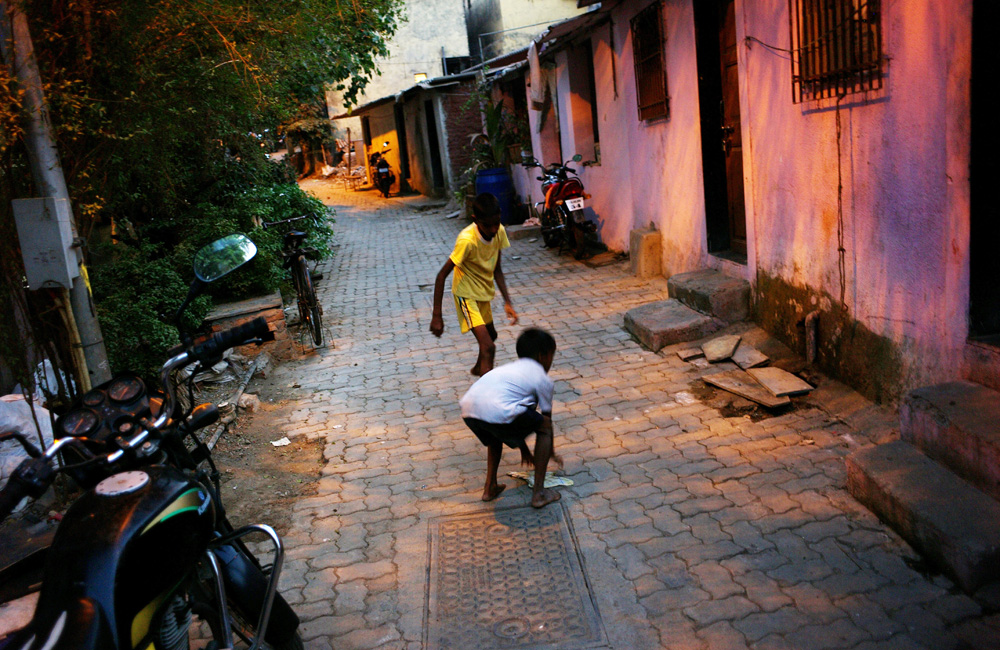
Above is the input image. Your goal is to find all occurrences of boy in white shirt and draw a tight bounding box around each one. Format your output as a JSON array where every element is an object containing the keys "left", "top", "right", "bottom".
[{"left": 459, "top": 328, "right": 562, "bottom": 508}]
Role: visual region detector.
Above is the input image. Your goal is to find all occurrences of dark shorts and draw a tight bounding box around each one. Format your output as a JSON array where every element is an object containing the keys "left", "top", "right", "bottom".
[{"left": 463, "top": 410, "right": 544, "bottom": 449}]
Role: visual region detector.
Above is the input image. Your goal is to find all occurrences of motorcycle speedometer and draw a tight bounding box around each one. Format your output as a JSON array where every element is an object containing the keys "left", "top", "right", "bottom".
[
  {"left": 108, "top": 375, "right": 144, "bottom": 403},
  {"left": 60, "top": 408, "right": 100, "bottom": 437}
]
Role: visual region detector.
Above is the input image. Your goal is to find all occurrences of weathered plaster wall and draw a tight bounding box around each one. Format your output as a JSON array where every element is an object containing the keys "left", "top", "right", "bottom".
[
  {"left": 563, "top": 0, "right": 708, "bottom": 268},
  {"left": 741, "top": 0, "right": 973, "bottom": 398},
  {"left": 327, "top": 0, "right": 468, "bottom": 133}
]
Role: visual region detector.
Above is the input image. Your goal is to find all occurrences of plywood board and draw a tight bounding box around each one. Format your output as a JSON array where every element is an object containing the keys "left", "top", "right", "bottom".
[
  {"left": 732, "top": 341, "right": 769, "bottom": 369},
  {"left": 703, "top": 370, "right": 791, "bottom": 408},
  {"left": 747, "top": 367, "right": 814, "bottom": 397},
  {"left": 702, "top": 334, "right": 741, "bottom": 362}
]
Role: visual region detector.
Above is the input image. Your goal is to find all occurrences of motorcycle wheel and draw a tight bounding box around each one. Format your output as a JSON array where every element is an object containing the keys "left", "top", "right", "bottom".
[
  {"left": 191, "top": 584, "right": 304, "bottom": 650},
  {"left": 540, "top": 209, "right": 560, "bottom": 248},
  {"left": 227, "top": 604, "right": 305, "bottom": 650}
]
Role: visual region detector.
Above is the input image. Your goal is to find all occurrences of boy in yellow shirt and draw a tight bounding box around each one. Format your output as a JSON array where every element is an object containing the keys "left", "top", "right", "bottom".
[{"left": 430, "top": 193, "right": 518, "bottom": 376}]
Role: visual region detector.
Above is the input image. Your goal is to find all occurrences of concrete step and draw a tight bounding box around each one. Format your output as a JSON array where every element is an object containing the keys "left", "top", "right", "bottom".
[
  {"left": 667, "top": 269, "right": 749, "bottom": 323},
  {"left": 900, "top": 381, "right": 1000, "bottom": 501},
  {"left": 847, "top": 439, "right": 1000, "bottom": 593},
  {"left": 623, "top": 299, "right": 721, "bottom": 352}
]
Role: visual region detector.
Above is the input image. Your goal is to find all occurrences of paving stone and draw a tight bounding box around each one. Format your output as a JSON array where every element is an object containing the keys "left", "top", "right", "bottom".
[
  {"left": 734, "top": 606, "right": 812, "bottom": 641},
  {"left": 783, "top": 618, "right": 872, "bottom": 649},
  {"left": 684, "top": 595, "right": 759, "bottom": 626}
]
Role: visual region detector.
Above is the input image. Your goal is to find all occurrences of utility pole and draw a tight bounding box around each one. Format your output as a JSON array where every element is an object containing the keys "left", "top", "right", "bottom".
[{"left": 1, "top": 0, "right": 111, "bottom": 390}]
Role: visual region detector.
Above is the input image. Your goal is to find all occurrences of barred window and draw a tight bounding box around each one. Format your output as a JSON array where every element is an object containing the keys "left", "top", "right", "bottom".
[
  {"left": 631, "top": 2, "right": 669, "bottom": 121},
  {"left": 790, "top": 0, "right": 883, "bottom": 103}
]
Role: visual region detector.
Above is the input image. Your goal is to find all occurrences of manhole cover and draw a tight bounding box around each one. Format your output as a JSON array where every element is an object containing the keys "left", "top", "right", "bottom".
[{"left": 424, "top": 504, "right": 605, "bottom": 650}]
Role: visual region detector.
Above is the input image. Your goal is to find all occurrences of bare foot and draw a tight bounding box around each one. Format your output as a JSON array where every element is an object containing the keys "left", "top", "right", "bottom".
[
  {"left": 531, "top": 487, "right": 561, "bottom": 508},
  {"left": 482, "top": 483, "right": 506, "bottom": 501}
]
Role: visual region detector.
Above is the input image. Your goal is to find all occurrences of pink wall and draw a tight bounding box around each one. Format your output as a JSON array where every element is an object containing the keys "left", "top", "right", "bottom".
[
  {"left": 741, "top": 0, "right": 973, "bottom": 390},
  {"left": 519, "top": 0, "right": 976, "bottom": 397}
]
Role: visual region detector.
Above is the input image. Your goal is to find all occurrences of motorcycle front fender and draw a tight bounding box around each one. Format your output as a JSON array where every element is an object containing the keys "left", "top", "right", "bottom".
[{"left": 212, "top": 543, "right": 300, "bottom": 645}]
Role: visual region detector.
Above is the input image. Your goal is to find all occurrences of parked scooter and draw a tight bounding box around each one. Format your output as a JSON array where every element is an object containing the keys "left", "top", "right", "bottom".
[
  {"left": 0, "top": 234, "right": 303, "bottom": 650},
  {"left": 526, "top": 154, "right": 597, "bottom": 259},
  {"left": 369, "top": 143, "right": 395, "bottom": 198}
]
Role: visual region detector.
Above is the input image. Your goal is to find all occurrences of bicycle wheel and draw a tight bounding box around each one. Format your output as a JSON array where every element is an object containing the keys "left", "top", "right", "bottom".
[{"left": 293, "top": 262, "right": 323, "bottom": 347}]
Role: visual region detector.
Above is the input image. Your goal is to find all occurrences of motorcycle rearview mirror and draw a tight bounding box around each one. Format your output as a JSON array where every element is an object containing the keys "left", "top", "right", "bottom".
[
  {"left": 174, "top": 234, "right": 258, "bottom": 327},
  {"left": 571, "top": 154, "right": 583, "bottom": 163}
]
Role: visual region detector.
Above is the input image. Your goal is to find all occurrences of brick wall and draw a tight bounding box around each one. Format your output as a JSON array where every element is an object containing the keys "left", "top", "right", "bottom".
[{"left": 443, "top": 82, "right": 481, "bottom": 179}]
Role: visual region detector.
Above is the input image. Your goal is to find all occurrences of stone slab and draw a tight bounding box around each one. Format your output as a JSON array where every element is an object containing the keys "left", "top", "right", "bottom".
[
  {"left": 703, "top": 370, "right": 791, "bottom": 408},
  {"left": 747, "top": 367, "right": 814, "bottom": 397},
  {"left": 677, "top": 347, "right": 705, "bottom": 361},
  {"left": 731, "top": 341, "right": 769, "bottom": 369},
  {"left": 847, "top": 440, "right": 1000, "bottom": 593},
  {"left": 668, "top": 269, "right": 750, "bottom": 323},
  {"left": 702, "top": 335, "right": 741, "bottom": 362},
  {"left": 623, "top": 300, "right": 721, "bottom": 352},
  {"left": 900, "top": 381, "right": 1000, "bottom": 502}
]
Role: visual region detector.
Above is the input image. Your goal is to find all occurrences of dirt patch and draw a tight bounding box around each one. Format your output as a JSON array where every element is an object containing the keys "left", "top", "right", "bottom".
[{"left": 209, "top": 399, "right": 323, "bottom": 537}]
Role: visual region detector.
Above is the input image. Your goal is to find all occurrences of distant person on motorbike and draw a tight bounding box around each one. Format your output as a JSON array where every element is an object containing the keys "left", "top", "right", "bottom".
[
  {"left": 430, "top": 193, "right": 518, "bottom": 376},
  {"left": 460, "top": 328, "right": 563, "bottom": 508}
]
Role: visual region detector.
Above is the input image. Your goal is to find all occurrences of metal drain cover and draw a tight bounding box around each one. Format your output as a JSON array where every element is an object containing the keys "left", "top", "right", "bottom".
[{"left": 424, "top": 504, "right": 605, "bottom": 650}]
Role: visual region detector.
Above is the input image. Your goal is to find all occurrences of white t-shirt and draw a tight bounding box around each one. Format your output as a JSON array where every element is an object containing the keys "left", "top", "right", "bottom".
[{"left": 459, "top": 358, "right": 554, "bottom": 424}]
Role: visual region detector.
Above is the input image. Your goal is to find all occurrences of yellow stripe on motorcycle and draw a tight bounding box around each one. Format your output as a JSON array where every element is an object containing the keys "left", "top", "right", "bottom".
[{"left": 140, "top": 488, "right": 205, "bottom": 535}]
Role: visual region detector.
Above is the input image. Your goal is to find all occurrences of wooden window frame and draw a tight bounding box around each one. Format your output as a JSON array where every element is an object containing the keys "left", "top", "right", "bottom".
[{"left": 631, "top": 2, "right": 669, "bottom": 121}]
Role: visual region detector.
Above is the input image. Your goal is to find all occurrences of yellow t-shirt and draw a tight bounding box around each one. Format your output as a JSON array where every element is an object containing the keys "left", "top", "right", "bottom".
[{"left": 449, "top": 223, "right": 510, "bottom": 301}]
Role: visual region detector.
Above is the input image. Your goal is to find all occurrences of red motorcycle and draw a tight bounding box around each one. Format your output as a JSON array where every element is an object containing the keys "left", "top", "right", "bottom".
[{"left": 528, "top": 154, "right": 597, "bottom": 258}]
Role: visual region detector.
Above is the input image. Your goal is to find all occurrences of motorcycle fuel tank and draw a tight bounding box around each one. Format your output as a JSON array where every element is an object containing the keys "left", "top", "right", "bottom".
[{"left": 22, "top": 465, "right": 216, "bottom": 649}]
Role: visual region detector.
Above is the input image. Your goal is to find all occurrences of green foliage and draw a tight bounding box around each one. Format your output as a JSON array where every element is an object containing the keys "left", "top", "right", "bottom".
[{"left": 1, "top": 0, "right": 396, "bottom": 382}]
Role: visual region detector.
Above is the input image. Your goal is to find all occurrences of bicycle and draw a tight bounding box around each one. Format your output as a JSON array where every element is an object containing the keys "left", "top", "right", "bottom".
[{"left": 263, "top": 214, "right": 324, "bottom": 346}]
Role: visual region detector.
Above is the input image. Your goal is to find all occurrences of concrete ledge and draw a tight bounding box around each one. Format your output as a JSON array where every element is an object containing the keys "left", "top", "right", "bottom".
[
  {"left": 506, "top": 224, "right": 541, "bottom": 241},
  {"left": 668, "top": 269, "right": 749, "bottom": 322},
  {"left": 901, "top": 381, "right": 1000, "bottom": 501},
  {"left": 629, "top": 227, "right": 661, "bottom": 278},
  {"left": 623, "top": 299, "right": 721, "bottom": 352},
  {"left": 847, "top": 440, "right": 1000, "bottom": 593}
]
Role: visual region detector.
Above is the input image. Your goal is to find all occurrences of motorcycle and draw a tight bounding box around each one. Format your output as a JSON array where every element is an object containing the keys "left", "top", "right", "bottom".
[
  {"left": 0, "top": 234, "right": 303, "bottom": 650},
  {"left": 369, "top": 144, "right": 395, "bottom": 198},
  {"left": 526, "top": 154, "right": 597, "bottom": 259}
]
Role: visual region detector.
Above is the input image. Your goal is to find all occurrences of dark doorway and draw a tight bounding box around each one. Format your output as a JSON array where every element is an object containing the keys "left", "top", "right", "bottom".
[
  {"left": 969, "top": 0, "right": 1000, "bottom": 342},
  {"left": 694, "top": 0, "right": 747, "bottom": 260},
  {"left": 424, "top": 100, "right": 445, "bottom": 191}
]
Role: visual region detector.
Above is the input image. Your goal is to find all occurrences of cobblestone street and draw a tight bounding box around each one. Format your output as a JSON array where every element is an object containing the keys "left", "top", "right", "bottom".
[{"left": 265, "top": 180, "right": 998, "bottom": 650}]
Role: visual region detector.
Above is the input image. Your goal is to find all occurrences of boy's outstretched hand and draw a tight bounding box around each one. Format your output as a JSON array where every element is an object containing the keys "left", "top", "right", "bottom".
[{"left": 504, "top": 302, "right": 519, "bottom": 325}]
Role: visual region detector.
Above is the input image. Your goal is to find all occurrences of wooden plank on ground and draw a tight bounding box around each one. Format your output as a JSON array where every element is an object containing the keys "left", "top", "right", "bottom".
[
  {"left": 747, "top": 367, "right": 814, "bottom": 397},
  {"left": 703, "top": 369, "right": 791, "bottom": 408},
  {"left": 702, "top": 335, "right": 741, "bottom": 362},
  {"left": 732, "top": 341, "right": 769, "bottom": 369}
]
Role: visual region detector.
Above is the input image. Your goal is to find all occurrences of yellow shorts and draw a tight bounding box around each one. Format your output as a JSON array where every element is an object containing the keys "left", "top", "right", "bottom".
[{"left": 454, "top": 296, "right": 493, "bottom": 333}]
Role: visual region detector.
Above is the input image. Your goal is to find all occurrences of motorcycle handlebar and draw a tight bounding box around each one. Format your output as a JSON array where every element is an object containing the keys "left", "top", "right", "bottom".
[{"left": 190, "top": 317, "right": 274, "bottom": 366}]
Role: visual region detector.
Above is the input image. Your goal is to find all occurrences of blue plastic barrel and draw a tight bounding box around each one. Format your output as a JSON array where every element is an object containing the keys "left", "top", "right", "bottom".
[{"left": 474, "top": 167, "right": 515, "bottom": 225}]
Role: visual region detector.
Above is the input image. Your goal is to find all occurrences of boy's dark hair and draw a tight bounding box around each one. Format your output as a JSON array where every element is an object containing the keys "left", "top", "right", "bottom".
[
  {"left": 516, "top": 328, "right": 556, "bottom": 361},
  {"left": 472, "top": 193, "right": 501, "bottom": 221}
]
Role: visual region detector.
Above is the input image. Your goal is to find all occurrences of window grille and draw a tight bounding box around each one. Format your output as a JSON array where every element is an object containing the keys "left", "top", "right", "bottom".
[
  {"left": 789, "top": 0, "right": 883, "bottom": 103},
  {"left": 631, "top": 2, "right": 669, "bottom": 121}
]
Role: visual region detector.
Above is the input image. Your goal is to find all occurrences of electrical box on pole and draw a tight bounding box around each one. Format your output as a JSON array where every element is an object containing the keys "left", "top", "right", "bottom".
[{"left": 12, "top": 197, "right": 80, "bottom": 290}]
